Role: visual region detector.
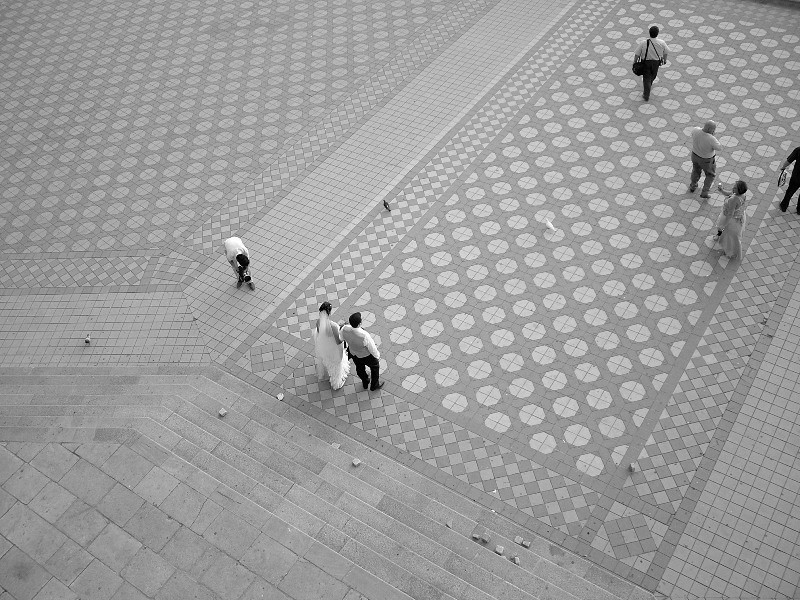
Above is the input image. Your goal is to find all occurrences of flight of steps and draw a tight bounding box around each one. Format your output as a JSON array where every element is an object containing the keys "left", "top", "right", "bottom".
[{"left": 0, "top": 367, "right": 653, "bottom": 600}]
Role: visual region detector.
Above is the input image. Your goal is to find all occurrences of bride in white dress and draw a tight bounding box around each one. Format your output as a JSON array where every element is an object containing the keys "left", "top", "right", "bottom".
[{"left": 312, "top": 302, "right": 350, "bottom": 390}]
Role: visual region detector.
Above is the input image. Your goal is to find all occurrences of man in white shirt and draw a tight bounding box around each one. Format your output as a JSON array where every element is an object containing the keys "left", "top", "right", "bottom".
[
  {"left": 340, "top": 312, "right": 383, "bottom": 391},
  {"left": 634, "top": 25, "right": 669, "bottom": 101},
  {"left": 222, "top": 236, "right": 251, "bottom": 289},
  {"left": 689, "top": 121, "right": 723, "bottom": 198}
]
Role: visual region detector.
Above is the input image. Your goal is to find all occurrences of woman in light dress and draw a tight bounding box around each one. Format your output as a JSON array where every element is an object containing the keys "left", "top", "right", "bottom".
[
  {"left": 313, "top": 302, "right": 350, "bottom": 390},
  {"left": 714, "top": 180, "right": 748, "bottom": 260}
]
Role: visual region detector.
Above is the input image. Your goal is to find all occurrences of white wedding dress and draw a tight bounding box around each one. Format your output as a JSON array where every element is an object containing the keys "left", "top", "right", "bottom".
[{"left": 313, "top": 311, "right": 350, "bottom": 390}]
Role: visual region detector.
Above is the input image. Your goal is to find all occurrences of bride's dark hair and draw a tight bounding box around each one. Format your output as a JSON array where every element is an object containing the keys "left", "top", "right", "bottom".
[{"left": 319, "top": 302, "right": 332, "bottom": 315}]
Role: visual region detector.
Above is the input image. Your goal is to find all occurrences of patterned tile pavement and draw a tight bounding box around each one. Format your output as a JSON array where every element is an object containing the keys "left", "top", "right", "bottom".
[
  {"left": 1, "top": 0, "right": 800, "bottom": 597},
  {"left": 0, "top": 0, "right": 481, "bottom": 255}
]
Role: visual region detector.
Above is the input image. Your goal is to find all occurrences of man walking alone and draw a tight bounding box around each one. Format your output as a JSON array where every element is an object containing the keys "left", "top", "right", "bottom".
[
  {"left": 689, "top": 121, "right": 723, "bottom": 199},
  {"left": 635, "top": 25, "right": 669, "bottom": 101}
]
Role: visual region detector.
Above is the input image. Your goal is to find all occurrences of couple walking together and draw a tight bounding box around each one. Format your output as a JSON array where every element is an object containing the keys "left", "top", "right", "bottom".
[{"left": 313, "top": 303, "right": 383, "bottom": 391}]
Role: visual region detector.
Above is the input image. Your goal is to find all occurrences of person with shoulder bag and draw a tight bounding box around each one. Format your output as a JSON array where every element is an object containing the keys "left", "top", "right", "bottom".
[{"left": 633, "top": 25, "right": 669, "bottom": 101}]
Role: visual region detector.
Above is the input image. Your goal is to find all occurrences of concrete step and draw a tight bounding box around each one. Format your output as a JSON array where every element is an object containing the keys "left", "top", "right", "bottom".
[
  {"left": 158, "top": 381, "right": 607, "bottom": 600},
  {"left": 0, "top": 368, "right": 646, "bottom": 600},
  {"left": 0, "top": 398, "right": 540, "bottom": 599}
]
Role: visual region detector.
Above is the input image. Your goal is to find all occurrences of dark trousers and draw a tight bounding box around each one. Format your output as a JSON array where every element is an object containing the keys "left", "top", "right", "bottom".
[
  {"left": 690, "top": 152, "right": 716, "bottom": 194},
  {"left": 352, "top": 353, "right": 380, "bottom": 389},
  {"left": 779, "top": 176, "right": 800, "bottom": 211},
  {"left": 642, "top": 59, "right": 661, "bottom": 100}
]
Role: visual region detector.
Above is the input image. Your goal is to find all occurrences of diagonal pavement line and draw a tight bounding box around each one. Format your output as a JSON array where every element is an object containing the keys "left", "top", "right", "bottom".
[
  {"left": 187, "top": 0, "right": 582, "bottom": 366},
  {"left": 228, "top": 0, "right": 617, "bottom": 363},
  {"left": 180, "top": 0, "right": 502, "bottom": 256}
]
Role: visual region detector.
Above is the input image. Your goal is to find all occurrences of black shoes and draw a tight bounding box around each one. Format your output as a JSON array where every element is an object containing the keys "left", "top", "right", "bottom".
[
  {"left": 362, "top": 380, "right": 369, "bottom": 390},
  {"left": 370, "top": 382, "right": 384, "bottom": 392}
]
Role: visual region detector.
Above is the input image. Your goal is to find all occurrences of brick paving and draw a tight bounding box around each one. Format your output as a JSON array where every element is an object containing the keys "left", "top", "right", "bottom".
[{"left": 1, "top": 0, "right": 800, "bottom": 598}]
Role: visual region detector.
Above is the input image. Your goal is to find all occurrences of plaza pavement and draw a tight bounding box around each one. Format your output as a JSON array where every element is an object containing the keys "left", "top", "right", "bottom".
[{"left": 1, "top": 0, "right": 799, "bottom": 598}]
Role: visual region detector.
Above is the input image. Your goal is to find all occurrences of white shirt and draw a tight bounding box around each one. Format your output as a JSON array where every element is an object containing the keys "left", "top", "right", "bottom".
[
  {"left": 636, "top": 37, "right": 669, "bottom": 62},
  {"left": 690, "top": 128, "right": 722, "bottom": 158},
  {"left": 340, "top": 325, "right": 380, "bottom": 360},
  {"left": 223, "top": 237, "right": 249, "bottom": 262}
]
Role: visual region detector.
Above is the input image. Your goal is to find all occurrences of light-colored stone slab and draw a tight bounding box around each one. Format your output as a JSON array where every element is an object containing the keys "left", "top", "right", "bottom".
[
  {"left": 121, "top": 548, "right": 176, "bottom": 597},
  {"left": 29, "top": 482, "right": 77, "bottom": 524},
  {"left": 0, "top": 547, "right": 51, "bottom": 600},
  {"left": 88, "top": 524, "right": 142, "bottom": 573},
  {"left": 2, "top": 464, "right": 48, "bottom": 503},
  {"left": 69, "top": 559, "right": 123, "bottom": 600}
]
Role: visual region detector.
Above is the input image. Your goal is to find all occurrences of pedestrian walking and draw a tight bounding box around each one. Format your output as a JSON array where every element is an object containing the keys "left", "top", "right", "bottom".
[
  {"left": 222, "top": 236, "right": 253, "bottom": 289},
  {"left": 778, "top": 144, "right": 800, "bottom": 214},
  {"left": 689, "top": 121, "right": 722, "bottom": 199},
  {"left": 634, "top": 25, "right": 669, "bottom": 101},
  {"left": 340, "top": 312, "right": 383, "bottom": 391}
]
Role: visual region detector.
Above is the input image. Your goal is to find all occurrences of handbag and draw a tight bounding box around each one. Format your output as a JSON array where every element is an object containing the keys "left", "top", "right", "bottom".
[{"left": 632, "top": 39, "right": 661, "bottom": 76}]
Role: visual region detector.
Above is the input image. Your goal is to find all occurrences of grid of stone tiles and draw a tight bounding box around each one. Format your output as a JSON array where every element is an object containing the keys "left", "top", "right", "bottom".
[
  {"left": 0, "top": 436, "right": 369, "bottom": 600},
  {"left": 0, "top": 0, "right": 483, "bottom": 255},
  {"left": 0, "top": 255, "right": 149, "bottom": 289},
  {"left": 651, "top": 229, "right": 800, "bottom": 599},
  {"left": 0, "top": 290, "right": 208, "bottom": 366},
  {"left": 0, "top": 369, "right": 658, "bottom": 600}
]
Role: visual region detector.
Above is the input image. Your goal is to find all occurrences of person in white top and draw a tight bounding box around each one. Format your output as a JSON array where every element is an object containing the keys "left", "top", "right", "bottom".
[
  {"left": 313, "top": 302, "right": 350, "bottom": 390},
  {"left": 340, "top": 312, "right": 383, "bottom": 391},
  {"left": 689, "top": 121, "right": 723, "bottom": 198},
  {"left": 634, "top": 25, "right": 669, "bottom": 101},
  {"left": 222, "top": 236, "right": 252, "bottom": 289}
]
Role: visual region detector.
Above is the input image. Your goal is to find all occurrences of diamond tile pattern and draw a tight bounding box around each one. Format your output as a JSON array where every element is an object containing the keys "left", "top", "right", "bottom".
[
  {"left": 1, "top": 0, "right": 799, "bottom": 597},
  {"left": 0, "top": 256, "right": 148, "bottom": 288}
]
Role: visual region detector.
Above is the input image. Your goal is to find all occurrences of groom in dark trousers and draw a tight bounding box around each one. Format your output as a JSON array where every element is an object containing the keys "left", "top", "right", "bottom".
[{"left": 340, "top": 312, "right": 383, "bottom": 391}]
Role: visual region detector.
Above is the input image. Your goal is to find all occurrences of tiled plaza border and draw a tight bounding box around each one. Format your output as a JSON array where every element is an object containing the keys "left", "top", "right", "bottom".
[
  {"left": 0, "top": 284, "right": 183, "bottom": 296},
  {"left": 582, "top": 204, "right": 800, "bottom": 589},
  {"left": 636, "top": 212, "right": 800, "bottom": 592},
  {"left": 216, "top": 360, "right": 654, "bottom": 600},
  {"left": 142, "top": 0, "right": 515, "bottom": 301},
  {"left": 244, "top": 0, "right": 619, "bottom": 352},
  {"left": 0, "top": 365, "right": 654, "bottom": 600},
  {"left": 174, "top": 0, "right": 502, "bottom": 256}
]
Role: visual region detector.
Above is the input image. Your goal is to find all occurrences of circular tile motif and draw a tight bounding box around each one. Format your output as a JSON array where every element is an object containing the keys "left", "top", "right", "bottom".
[{"left": 285, "top": 4, "right": 800, "bottom": 483}]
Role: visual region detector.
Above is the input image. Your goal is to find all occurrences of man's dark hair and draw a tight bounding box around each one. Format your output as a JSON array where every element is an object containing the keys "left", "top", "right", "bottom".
[
  {"left": 319, "top": 302, "right": 332, "bottom": 315},
  {"left": 349, "top": 312, "right": 362, "bottom": 328},
  {"left": 649, "top": 25, "right": 659, "bottom": 38},
  {"left": 236, "top": 254, "right": 249, "bottom": 268}
]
